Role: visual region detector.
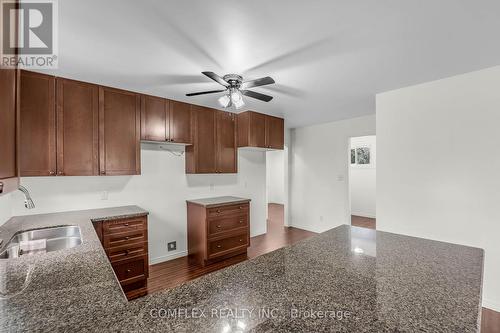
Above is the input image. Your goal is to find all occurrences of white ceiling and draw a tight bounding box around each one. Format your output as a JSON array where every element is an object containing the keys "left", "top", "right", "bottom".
[{"left": 43, "top": 0, "right": 500, "bottom": 128}]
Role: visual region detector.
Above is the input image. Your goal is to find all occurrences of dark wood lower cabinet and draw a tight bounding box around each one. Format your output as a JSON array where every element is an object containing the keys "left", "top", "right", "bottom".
[
  {"left": 187, "top": 201, "right": 250, "bottom": 266},
  {"left": 93, "top": 216, "right": 149, "bottom": 300}
]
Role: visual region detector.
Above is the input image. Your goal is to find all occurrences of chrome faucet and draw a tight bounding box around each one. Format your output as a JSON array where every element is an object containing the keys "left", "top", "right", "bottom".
[{"left": 18, "top": 185, "right": 35, "bottom": 209}]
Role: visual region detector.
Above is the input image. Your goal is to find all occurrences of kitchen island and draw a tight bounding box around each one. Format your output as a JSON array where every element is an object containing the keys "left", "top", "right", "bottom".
[{"left": 0, "top": 208, "right": 483, "bottom": 332}]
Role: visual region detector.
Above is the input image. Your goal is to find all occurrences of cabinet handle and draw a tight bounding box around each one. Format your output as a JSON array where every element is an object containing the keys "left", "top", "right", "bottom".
[
  {"left": 0, "top": 182, "right": 3, "bottom": 194},
  {"left": 171, "top": 138, "right": 175, "bottom": 142},
  {"left": 217, "top": 244, "right": 222, "bottom": 248},
  {"left": 125, "top": 236, "right": 130, "bottom": 240},
  {"left": 239, "top": 219, "right": 243, "bottom": 224},
  {"left": 216, "top": 209, "right": 221, "bottom": 213},
  {"left": 49, "top": 171, "right": 55, "bottom": 176},
  {"left": 239, "top": 206, "right": 243, "bottom": 210},
  {"left": 100, "top": 171, "right": 106, "bottom": 175},
  {"left": 126, "top": 269, "right": 131, "bottom": 273},
  {"left": 124, "top": 223, "right": 129, "bottom": 227},
  {"left": 217, "top": 225, "right": 221, "bottom": 228},
  {"left": 239, "top": 239, "right": 243, "bottom": 242},
  {"left": 58, "top": 171, "right": 64, "bottom": 176}
]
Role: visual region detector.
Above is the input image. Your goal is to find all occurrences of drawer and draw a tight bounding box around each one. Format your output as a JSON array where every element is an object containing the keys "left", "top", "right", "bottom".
[
  {"left": 103, "top": 229, "right": 146, "bottom": 249},
  {"left": 103, "top": 217, "right": 146, "bottom": 235},
  {"left": 207, "top": 203, "right": 249, "bottom": 218},
  {"left": 106, "top": 242, "right": 148, "bottom": 263},
  {"left": 208, "top": 214, "right": 248, "bottom": 237},
  {"left": 207, "top": 232, "right": 249, "bottom": 259},
  {"left": 112, "top": 256, "right": 147, "bottom": 285}
]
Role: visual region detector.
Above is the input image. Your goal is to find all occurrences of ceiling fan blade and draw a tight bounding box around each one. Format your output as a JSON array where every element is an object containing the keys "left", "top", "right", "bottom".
[
  {"left": 202, "top": 71, "right": 229, "bottom": 87},
  {"left": 240, "top": 76, "right": 275, "bottom": 90},
  {"left": 186, "top": 89, "right": 226, "bottom": 97},
  {"left": 241, "top": 90, "right": 273, "bottom": 102}
]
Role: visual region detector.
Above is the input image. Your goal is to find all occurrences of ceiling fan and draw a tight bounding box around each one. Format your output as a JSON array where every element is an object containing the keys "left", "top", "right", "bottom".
[{"left": 186, "top": 72, "right": 275, "bottom": 109}]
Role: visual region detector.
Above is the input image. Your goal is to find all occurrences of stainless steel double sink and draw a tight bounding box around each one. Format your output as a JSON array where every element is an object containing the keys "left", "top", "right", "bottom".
[{"left": 0, "top": 226, "right": 82, "bottom": 259}]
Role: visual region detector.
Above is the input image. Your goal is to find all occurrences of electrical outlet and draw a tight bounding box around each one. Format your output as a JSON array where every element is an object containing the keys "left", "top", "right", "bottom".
[{"left": 167, "top": 241, "right": 176, "bottom": 252}]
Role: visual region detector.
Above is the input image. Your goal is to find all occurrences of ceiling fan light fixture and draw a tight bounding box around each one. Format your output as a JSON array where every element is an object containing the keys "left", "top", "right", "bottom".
[
  {"left": 230, "top": 89, "right": 243, "bottom": 103},
  {"left": 233, "top": 96, "right": 245, "bottom": 109},
  {"left": 218, "top": 94, "right": 231, "bottom": 108}
]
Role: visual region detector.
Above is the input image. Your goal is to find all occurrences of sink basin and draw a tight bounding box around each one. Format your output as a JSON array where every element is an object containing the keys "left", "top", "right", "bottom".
[{"left": 0, "top": 226, "right": 82, "bottom": 259}]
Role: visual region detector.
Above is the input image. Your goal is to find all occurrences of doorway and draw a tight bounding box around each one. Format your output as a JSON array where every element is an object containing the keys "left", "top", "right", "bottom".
[
  {"left": 349, "top": 136, "right": 376, "bottom": 230},
  {"left": 266, "top": 149, "right": 286, "bottom": 232}
]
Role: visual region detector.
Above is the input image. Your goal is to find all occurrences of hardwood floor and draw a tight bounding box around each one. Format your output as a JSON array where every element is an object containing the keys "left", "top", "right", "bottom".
[
  {"left": 146, "top": 207, "right": 500, "bottom": 332},
  {"left": 147, "top": 203, "right": 316, "bottom": 294},
  {"left": 482, "top": 308, "right": 500, "bottom": 333},
  {"left": 351, "top": 215, "right": 376, "bottom": 229}
]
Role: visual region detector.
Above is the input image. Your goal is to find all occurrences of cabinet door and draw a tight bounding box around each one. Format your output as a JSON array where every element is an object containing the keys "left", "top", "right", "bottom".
[
  {"left": 216, "top": 111, "right": 237, "bottom": 173},
  {"left": 169, "top": 100, "right": 192, "bottom": 144},
  {"left": 266, "top": 116, "right": 284, "bottom": 149},
  {"left": 140, "top": 95, "right": 167, "bottom": 142},
  {"left": 0, "top": 67, "right": 19, "bottom": 194},
  {"left": 56, "top": 78, "right": 99, "bottom": 176},
  {"left": 20, "top": 71, "right": 56, "bottom": 176},
  {"left": 186, "top": 106, "right": 216, "bottom": 173},
  {"left": 99, "top": 87, "right": 141, "bottom": 175},
  {"left": 249, "top": 112, "right": 267, "bottom": 148}
]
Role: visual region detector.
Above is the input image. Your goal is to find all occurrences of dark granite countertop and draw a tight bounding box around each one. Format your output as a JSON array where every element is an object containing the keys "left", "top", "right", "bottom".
[
  {"left": 187, "top": 196, "right": 251, "bottom": 208},
  {"left": 1, "top": 212, "right": 483, "bottom": 332}
]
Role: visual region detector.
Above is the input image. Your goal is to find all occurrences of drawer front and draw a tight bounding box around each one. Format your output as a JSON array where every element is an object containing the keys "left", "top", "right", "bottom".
[
  {"left": 103, "top": 217, "right": 146, "bottom": 235},
  {"left": 103, "top": 229, "right": 146, "bottom": 249},
  {"left": 208, "top": 203, "right": 249, "bottom": 218},
  {"left": 208, "top": 214, "right": 248, "bottom": 237},
  {"left": 106, "top": 242, "right": 147, "bottom": 263},
  {"left": 208, "top": 232, "right": 249, "bottom": 259},
  {"left": 112, "top": 257, "right": 147, "bottom": 285}
]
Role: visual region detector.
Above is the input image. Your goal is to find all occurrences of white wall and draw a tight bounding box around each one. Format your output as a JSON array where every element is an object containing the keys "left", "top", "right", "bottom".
[
  {"left": 7, "top": 144, "right": 267, "bottom": 264},
  {"left": 349, "top": 136, "right": 376, "bottom": 218},
  {"left": 289, "top": 115, "right": 376, "bottom": 233},
  {"left": 0, "top": 194, "right": 12, "bottom": 225},
  {"left": 266, "top": 150, "right": 285, "bottom": 204},
  {"left": 377, "top": 65, "right": 500, "bottom": 312}
]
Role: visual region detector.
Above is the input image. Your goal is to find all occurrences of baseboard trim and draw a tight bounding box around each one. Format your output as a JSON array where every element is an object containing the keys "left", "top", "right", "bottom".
[
  {"left": 149, "top": 250, "right": 188, "bottom": 265},
  {"left": 483, "top": 299, "right": 500, "bottom": 312},
  {"left": 351, "top": 212, "right": 376, "bottom": 219}
]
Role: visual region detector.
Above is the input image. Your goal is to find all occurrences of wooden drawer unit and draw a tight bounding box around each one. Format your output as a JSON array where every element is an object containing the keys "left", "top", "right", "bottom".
[
  {"left": 106, "top": 242, "right": 148, "bottom": 263},
  {"left": 187, "top": 198, "right": 251, "bottom": 267},
  {"left": 208, "top": 203, "right": 249, "bottom": 218},
  {"left": 208, "top": 214, "right": 248, "bottom": 237},
  {"left": 103, "top": 216, "right": 146, "bottom": 235},
  {"left": 92, "top": 214, "right": 149, "bottom": 300},
  {"left": 103, "top": 229, "right": 146, "bottom": 248},
  {"left": 208, "top": 232, "right": 249, "bottom": 259},
  {"left": 112, "top": 256, "right": 147, "bottom": 285}
]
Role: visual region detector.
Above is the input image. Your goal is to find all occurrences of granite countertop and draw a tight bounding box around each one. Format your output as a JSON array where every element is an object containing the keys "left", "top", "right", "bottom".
[
  {"left": 1, "top": 210, "right": 484, "bottom": 332},
  {"left": 187, "top": 196, "right": 251, "bottom": 208}
]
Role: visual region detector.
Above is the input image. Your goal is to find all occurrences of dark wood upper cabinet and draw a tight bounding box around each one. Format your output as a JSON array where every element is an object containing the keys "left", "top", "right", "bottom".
[
  {"left": 20, "top": 70, "right": 56, "bottom": 176},
  {"left": 140, "top": 95, "right": 168, "bottom": 142},
  {"left": 0, "top": 67, "right": 19, "bottom": 195},
  {"left": 140, "top": 98, "right": 192, "bottom": 144},
  {"left": 186, "top": 107, "right": 237, "bottom": 174},
  {"left": 169, "top": 100, "right": 192, "bottom": 144},
  {"left": 186, "top": 106, "right": 217, "bottom": 173},
  {"left": 237, "top": 111, "right": 284, "bottom": 150},
  {"left": 99, "top": 86, "right": 141, "bottom": 176},
  {"left": 56, "top": 78, "right": 99, "bottom": 176},
  {"left": 266, "top": 115, "right": 285, "bottom": 150},
  {"left": 216, "top": 111, "right": 237, "bottom": 173}
]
